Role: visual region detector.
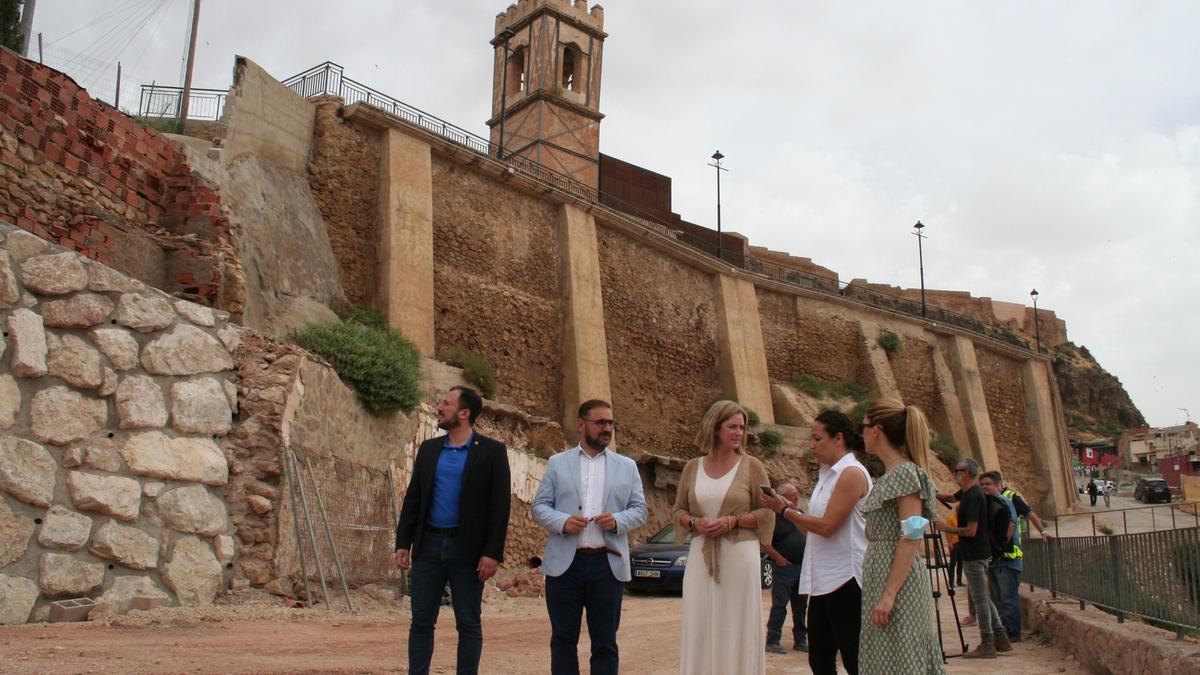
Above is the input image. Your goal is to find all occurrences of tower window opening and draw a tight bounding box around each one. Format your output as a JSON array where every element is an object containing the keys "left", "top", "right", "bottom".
[
  {"left": 507, "top": 47, "right": 527, "bottom": 95},
  {"left": 561, "top": 44, "right": 584, "bottom": 93}
]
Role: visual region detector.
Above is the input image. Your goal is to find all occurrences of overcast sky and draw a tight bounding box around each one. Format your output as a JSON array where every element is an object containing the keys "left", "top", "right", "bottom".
[{"left": 32, "top": 1, "right": 1199, "bottom": 428}]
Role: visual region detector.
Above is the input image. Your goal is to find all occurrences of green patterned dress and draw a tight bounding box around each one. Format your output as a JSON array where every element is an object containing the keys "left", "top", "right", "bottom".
[{"left": 859, "top": 461, "right": 945, "bottom": 674}]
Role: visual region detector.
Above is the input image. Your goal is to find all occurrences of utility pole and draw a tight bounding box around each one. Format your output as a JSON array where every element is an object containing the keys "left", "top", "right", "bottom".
[
  {"left": 18, "top": 0, "right": 35, "bottom": 58},
  {"left": 913, "top": 221, "right": 927, "bottom": 317},
  {"left": 177, "top": 0, "right": 201, "bottom": 126},
  {"left": 114, "top": 61, "right": 121, "bottom": 110},
  {"left": 709, "top": 151, "right": 728, "bottom": 262}
]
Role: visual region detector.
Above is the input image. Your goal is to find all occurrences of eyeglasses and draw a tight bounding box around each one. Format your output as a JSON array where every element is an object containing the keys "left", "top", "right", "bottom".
[
  {"left": 583, "top": 418, "right": 617, "bottom": 429},
  {"left": 953, "top": 468, "right": 969, "bottom": 474},
  {"left": 858, "top": 420, "right": 876, "bottom": 434}
]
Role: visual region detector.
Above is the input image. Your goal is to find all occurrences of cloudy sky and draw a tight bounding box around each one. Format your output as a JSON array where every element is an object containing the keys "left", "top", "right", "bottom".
[{"left": 32, "top": 1, "right": 1199, "bottom": 428}]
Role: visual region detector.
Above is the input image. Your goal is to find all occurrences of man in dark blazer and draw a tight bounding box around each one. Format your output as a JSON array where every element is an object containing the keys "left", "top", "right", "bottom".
[{"left": 395, "top": 386, "right": 511, "bottom": 675}]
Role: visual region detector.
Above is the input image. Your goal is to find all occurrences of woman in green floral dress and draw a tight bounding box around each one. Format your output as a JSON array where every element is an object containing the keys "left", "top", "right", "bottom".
[{"left": 858, "top": 399, "right": 945, "bottom": 674}]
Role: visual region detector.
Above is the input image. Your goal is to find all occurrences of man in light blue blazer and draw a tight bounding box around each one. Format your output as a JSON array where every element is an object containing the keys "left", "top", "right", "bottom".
[{"left": 532, "top": 399, "right": 648, "bottom": 675}]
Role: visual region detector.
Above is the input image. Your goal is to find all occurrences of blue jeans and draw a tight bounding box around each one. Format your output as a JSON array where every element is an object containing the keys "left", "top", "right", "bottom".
[
  {"left": 766, "top": 562, "right": 808, "bottom": 647},
  {"left": 988, "top": 564, "right": 1021, "bottom": 638},
  {"left": 408, "top": 531, "right": 484, "bottom": 675},
  {"left": 963, "top": 559, "right": 1004, "bottom": 645},
  {"left": 545, "top": 550, "right": 623, "bottom": 675}
]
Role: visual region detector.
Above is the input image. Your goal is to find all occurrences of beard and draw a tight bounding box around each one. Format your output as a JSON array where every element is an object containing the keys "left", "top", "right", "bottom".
[
  {"left": 438, "top": 415, "right": 461, "bottom": 432},
  {"left": 583, "top": 431, "right": 610, "bottom": 452}
]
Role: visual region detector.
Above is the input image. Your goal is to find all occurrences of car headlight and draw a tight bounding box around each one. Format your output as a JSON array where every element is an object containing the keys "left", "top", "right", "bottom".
[{"left": 673, "top": 555, "right": 688, "bottom": 566}]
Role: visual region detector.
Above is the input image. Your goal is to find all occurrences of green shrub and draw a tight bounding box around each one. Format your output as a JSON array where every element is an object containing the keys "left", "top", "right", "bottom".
[
  {"left": 876, "top": 329, "right": 902, "bottom": 356},
  {"left": 340, "top": 306, "right": 388, "bottom": 332},
  {"left": 793, "top": 374, "right": 868, "bottom": 401},
  {"left": 745, "top": 407, "right": 761, "bottom": 427},
  {"left": 439, "top": 347, "right": 497, "bottom": 399},
  {"left": 758, "top": 428, "right": 783, "bottom": 450},
  {"left": 931, "top": 433, "right": 960, "bottom": 469},
  {"left": 136, "top": 116, "right": 184, "bottom": 134},
  {"left": 848, "top": 399, "right": 869, "bottom": 425},
  {"left": 291, "top": 318, "right": 422, "bottom": 415}
]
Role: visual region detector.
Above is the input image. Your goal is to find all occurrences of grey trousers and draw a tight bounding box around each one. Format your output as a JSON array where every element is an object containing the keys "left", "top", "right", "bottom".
[{"left": 963, "top": 559, "right": 1004, "bottom": 645}]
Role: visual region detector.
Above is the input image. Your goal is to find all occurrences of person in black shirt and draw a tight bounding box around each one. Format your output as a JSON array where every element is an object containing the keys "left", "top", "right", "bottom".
[
  {"left": 763, "top": 482, "right": 808, "bottom": 654},
  {"left": 934, "top": 458, "right": 1010, "bottom": 659}
]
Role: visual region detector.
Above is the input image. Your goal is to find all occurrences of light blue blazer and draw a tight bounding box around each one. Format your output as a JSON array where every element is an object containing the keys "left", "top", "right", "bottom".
[{"left": 532, "top": 446, "right": 648, "bottom": 582}]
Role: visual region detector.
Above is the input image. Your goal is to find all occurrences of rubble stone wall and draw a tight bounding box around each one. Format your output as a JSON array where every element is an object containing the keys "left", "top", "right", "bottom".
[
  {"left": 977, "top": 346, "right": 1045, "bottom": 510},
  {"left": 787, "top": 296, "right": 866, "bottom": 386},
  {"left": 889, "top": 334, "right": 940, "bottom": 424},
  {"left": 596, "top": 223, "right": 722, "bottom": 458},
  {"left": 307, "top": 97, "right": 380, "bottom": 307},
  {"left": 430, "top": 157, "right": 564, "bottom": 420},
  {"left": 0, "top": 221, "right": 240, "bottom": 624}
]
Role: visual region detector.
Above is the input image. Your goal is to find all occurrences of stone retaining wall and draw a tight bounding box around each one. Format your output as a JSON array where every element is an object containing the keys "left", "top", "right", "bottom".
[{"left": 0, "top": 221, "right": 240, "bottom": 624}]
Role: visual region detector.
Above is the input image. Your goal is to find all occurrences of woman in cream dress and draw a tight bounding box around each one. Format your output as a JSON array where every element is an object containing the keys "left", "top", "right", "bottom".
[{"left": 673, "top": 400, "right": 775, "bottom": 675}]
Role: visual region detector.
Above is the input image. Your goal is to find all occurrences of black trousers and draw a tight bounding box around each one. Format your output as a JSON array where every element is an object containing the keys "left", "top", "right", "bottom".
[
  {"left": 806, "top": 578, "right": 861, "bottom": 675},
  {"left": 544, "top": 550, "right": 623, "bottom": 675}
]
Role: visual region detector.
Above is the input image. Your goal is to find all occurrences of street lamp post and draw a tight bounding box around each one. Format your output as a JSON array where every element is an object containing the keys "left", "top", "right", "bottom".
[
  {"left": 1030, "top": 288, "right": 1042, "bottom": 353},
  {"left": 495, "top": 28, "right": 516, "bottom": 160},
  {"left": 708, "top": 150, "right": 728, "bottom": 261},
  {"left": 913, "top": 221, "right": 927, "bottom": 317}
]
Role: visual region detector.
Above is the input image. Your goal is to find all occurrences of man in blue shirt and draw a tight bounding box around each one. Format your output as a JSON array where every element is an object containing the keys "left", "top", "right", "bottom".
[{"left": 395, "top": 386, "right": 511, "bottom": 675}]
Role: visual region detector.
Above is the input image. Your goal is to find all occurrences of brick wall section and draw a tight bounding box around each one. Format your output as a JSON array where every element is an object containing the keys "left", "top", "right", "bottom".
[
  {"left": 977, "top": 347, "right": 1044, "bottom": 510},
  {"left": 597, "top": 225, "right": 721, "bottom": 458},
  {"left": 778, "top": 296, "right": 864, "bottom": 386},
  {"left": 431, "top": 157, "right": 564, "bottom": 420},
  {"left": 0, "top": 49, "right": 241, "bottom": 312},
  {"left": 307, "top": 97, "right": 380, "bottom": 307},
  {"left": 890, "top": 335, "right": 940, "bottom": 420}
]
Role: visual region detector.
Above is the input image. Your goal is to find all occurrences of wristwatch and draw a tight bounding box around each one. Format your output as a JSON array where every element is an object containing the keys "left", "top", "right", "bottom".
[{"left": 688, "top": 517, "right": 696, "bottom": 531}]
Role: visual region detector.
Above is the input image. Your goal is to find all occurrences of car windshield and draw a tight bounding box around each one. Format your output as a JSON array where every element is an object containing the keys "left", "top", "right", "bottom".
[{"left": 647, "top": 523, "right": 692, "bottom": 544}]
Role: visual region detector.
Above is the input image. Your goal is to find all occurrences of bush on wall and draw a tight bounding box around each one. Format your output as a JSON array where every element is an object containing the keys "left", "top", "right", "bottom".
[
  {"left": 438, "top": 347, "right": 497, "bottom": 399},
  {"left": 876, "top": 329, "right": 902, "bottom": 356},
  {"left": 291, "top": 310, "right": 422, "bottom": 415}
]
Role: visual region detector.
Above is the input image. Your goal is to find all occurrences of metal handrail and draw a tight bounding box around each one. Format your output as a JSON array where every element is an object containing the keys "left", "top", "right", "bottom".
[
  {"left": 1024, "top": 528, "right": 1200, "bottom": 635},
  {"left": 1049, "top": 500, "right": 1200, "bottom": 537},
  {"left": 139, "top": 60, "right": 1035, "bottom": 352},
  {"left": 137, "top": 85, "right": 228, "bottom": 121}
]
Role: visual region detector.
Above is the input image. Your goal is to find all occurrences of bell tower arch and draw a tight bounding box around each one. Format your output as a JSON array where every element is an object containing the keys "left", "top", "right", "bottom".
[{"left": 488, "top": 0, "right": 606, "bottom": 188}]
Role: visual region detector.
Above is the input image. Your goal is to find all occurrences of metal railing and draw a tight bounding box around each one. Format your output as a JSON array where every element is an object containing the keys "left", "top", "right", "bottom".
[
  {"left": 137, "top": 85, "right": 227, "bottom": 121},
  {"left": 1024, "top": 527, "right": 1200, "bottom": 634},
  {"left": 1049, "top": 500, "right": 1200, "bottom": 537},
  {"left": 138, "top": 60, "right": 1035, "bottom": 353}
]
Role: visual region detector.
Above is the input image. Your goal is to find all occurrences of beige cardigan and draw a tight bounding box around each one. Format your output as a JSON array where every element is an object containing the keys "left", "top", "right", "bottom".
[{"left": 672, "top": 454, "right": 775, "bottom": 583}]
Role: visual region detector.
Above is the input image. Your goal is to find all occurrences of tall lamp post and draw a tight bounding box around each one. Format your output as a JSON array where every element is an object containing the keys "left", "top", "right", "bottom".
[
  {"left": 913, "top": 221, "right": 927, "bottom": 317},
  {"left": 709, "top": 150, "right": 728, "bottom": 261},
  {"left": 1030, "top": 288, "right": 1042, "bottom": 353},
  {"left": 495, "top": 28, "right": 516, "bottom": 160}
]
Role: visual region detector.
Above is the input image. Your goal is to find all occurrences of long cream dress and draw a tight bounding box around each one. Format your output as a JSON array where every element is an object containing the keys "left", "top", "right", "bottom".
[{"left": 679, "top": 458, "right": 766, "bottom": 675}]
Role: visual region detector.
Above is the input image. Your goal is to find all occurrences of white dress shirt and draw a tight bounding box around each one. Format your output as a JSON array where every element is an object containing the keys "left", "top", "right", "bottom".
[
  {"left": 578, "top": 447, "right": 607, "bottom": 548},
  {"left": 798, "top": 451, "right": 872, "bottom": 596}
]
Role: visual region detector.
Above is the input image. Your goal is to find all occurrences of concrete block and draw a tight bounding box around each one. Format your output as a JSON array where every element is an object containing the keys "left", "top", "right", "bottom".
[
  {"left": 48, "top": 597, "right": 98, "bottom": 622},
  {"left": 131, "top": 595, "right": 170, "bottom": 611}
]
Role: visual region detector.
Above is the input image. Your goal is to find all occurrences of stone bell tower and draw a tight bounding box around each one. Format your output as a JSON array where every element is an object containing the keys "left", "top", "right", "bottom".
[{"left": 488, "top": 0, "right": 606, "bottom": 188}]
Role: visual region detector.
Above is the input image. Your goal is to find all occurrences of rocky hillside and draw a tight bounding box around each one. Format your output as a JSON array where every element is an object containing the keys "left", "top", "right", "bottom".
[{"left": 1051, "top": 342, "right": 1146, "bottom": 440}]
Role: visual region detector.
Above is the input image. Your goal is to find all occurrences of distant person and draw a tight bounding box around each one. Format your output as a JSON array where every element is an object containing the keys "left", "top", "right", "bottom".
[
  {"left": 1087, "top": 479, "right": 1099, "bottom": 507},
  {"left": 762, "top": 482, "right": 808, "bottom": 655},
  {"left": 763, "top": 410, "right": 871, "bottom": 675},
  {"left": 934, "top": 458, "right": 1011, "bottom": 659},
  {"left": 995, "top": 473, "right": 1055, "bottom": 543},
  {"left": 532, "top": 399, "right": 648, "bottom": 675},
  {"left": 674, "top": 400, "right": 775, "bottom": 675},
  {"left": 395, "top": 386, "right": 512, "bottom": 675},
  {"left": 856, "top": 399, "right": 945, "bottom": 674}
]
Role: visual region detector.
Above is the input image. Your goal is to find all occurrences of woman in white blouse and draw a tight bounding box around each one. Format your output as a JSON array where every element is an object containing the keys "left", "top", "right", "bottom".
[{"left": 763, "top": 410, "right": 872, "bottom": 675}]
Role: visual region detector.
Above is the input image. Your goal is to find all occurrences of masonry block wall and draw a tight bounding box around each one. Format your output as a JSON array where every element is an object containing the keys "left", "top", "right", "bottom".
[
  {"left": 0, "top": 222, "right": 242, "bottom": 625},
  {"left": 0, "top": 49, "right": 237, "bottom": 311}
]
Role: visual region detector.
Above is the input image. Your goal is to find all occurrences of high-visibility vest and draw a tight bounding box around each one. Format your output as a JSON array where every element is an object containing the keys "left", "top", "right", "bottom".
[{"left": 1000, "top": 487, "right": 1025, "bottom": 560}]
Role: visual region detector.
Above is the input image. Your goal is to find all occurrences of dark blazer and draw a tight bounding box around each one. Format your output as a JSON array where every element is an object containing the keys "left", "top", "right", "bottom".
[{"left": 395, "top": 432, "right": 512, "bottom": 565}]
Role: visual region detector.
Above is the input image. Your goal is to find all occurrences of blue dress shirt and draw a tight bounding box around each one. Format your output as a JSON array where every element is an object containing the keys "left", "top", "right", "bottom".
[{"left": 428, "top": 433, "right": 473, "bottom": 528}]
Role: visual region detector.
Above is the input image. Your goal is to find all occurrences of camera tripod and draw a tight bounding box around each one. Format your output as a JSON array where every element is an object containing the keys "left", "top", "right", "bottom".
[{"left": 923, "top": 531, "right": 968, "bottom": 661}]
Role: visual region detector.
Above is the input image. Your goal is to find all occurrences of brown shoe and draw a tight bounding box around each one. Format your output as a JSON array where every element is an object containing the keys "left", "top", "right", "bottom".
[
  {"left": 993, "top": 631, "right": 1013, "bottom": 653},
  {"left": 963, "top": 643, "right": 997, "bottom": 659}
]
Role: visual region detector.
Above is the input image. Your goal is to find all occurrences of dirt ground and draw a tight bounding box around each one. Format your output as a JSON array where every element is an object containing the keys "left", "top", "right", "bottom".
[{"left": 1, "top": 583, "right": 1094, "bottom": 674}]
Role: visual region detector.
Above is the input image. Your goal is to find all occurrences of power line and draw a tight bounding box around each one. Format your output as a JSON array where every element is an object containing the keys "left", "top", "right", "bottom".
[{"left": 48, "top": 0, "right": 146, "bottom": 45}]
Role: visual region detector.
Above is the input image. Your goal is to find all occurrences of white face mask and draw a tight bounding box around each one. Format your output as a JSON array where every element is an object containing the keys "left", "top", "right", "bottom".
[{"left": 900, "top": 515, "right": 930, "bottom": 540}]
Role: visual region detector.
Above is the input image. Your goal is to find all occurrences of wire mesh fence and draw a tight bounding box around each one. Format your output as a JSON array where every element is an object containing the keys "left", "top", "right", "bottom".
[{"left": 277, "top": 448, "right": 401, "bottom": 598}]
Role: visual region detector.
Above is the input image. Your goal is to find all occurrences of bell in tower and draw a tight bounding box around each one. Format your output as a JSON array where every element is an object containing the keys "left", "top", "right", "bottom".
[{"left": 488, "top": 0, "right": 606, "bottom": 188}]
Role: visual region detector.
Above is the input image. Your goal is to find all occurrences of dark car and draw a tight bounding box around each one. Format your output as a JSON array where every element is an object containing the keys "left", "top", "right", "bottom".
[
  {"left": 1134, "top": 476, "right": 1172, "bottom": 504},
  {"left": 626, "top": 523, "right": 773, "bottom": 593}
]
